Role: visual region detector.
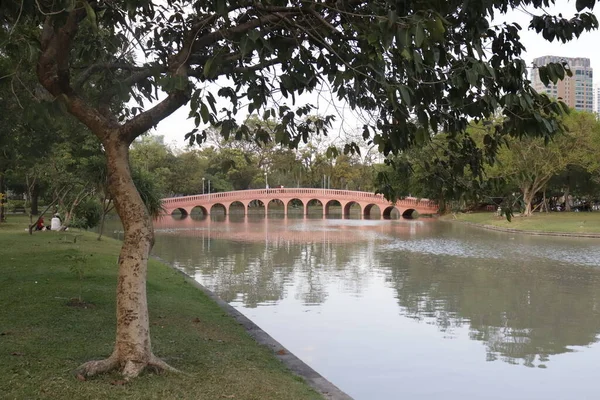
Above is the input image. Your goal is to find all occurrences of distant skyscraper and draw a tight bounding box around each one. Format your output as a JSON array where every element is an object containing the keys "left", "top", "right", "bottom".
[
  {"left": 530, "top": 56, "right": 594, "bottom": 112},
  {"left": 596, "top": 86, "right": 600, "bottom": 116}
]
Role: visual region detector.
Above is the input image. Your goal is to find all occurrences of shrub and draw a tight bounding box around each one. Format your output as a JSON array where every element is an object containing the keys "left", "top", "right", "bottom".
[{"left": 70, "top": 199, "right": 102, "bottom": 229}]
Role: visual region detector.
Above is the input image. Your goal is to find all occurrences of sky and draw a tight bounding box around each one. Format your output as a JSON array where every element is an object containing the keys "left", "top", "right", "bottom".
[{"left": 152, "top": 2, "right": 600, "bottom": 149}]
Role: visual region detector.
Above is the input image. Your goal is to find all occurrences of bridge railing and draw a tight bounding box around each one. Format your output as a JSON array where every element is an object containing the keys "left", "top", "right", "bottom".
[{"left": 162, "top": 188, "right": 437, "bottom": 208}]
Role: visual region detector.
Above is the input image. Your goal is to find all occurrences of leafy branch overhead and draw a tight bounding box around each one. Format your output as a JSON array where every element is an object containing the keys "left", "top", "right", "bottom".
[{"left": 4, "top": 0, "right": 597, "bottom": 155}]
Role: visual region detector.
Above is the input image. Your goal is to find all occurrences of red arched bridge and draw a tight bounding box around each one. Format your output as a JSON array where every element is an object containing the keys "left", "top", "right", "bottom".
[{"left": 162, "top": 188, "right": 438, "bottom": 219}]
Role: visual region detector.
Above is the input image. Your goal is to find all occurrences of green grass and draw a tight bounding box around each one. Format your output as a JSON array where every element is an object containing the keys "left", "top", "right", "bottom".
[
  {"left": 448, "top": 211, "right": 600, "bottom": 234},
  {"left": 0, "top": 215, "right": 322, "bottom": 400}
]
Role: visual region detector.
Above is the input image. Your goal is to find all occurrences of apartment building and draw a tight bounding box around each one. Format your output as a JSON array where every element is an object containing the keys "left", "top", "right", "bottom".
[{"left": 530, "top": 56, "right": 594, "bottom": 112}]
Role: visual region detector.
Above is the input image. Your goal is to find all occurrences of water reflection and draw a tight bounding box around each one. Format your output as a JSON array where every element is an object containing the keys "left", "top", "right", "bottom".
[
  {"left": 387, "top": 250, "right": 600, "bottom": 368},
  {"left": 150, "top": 215, "right": 600, "bottom": 373}
]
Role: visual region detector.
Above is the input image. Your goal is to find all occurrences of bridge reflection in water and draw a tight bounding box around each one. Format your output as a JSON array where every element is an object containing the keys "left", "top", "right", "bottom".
[
  {"left": 161, "top": 188, "right": 438, "bottom": 219},
  {"left": 154, "top": 214, "right": 434, "bottom": 245}
]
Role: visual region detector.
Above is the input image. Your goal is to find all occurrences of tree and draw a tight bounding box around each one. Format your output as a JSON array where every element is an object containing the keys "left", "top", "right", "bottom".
[
  {"left": 490, "top": 135, "right": 566, "bottom": 216},
  {"left": 1, "top": 0, "right": 597, "bottom": 379},
  {"left": 205, "top": 148, "right": 260, "bottom": 190},
  {"left": 488, "top": 111, "right": 599, "bottom": 216},
  {"left": 376, "top": 131, "right": 490, "bottom": 212}
]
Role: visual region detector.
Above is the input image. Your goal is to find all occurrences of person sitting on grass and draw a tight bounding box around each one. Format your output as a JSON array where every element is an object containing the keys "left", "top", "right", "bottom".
[
  {"left": 35, "top": 217, "right": 45, "bottom": 231},
  {"left": 51, "top": 214, "right": 62, "bottom": 231}
]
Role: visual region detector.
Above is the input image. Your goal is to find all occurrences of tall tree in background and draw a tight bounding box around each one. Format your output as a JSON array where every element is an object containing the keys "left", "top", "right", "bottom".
[
  {"left": 488, "top": 111, "right": 600, "bottom": 216},
  {"left": 1, "top": 0, "right": 597, "bottom": 379}
]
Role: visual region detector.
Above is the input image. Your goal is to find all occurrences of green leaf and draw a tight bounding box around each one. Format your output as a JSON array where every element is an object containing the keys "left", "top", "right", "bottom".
[
  {"left": 401, "top": 49, "right": 412, "bottom": 60},
  {"left": 203, "top": 58, "right": 216, "bottom": 79},
  {"left": 398, "top": 86, "right": 412, "bottom": 107},
  {"left": 248, "top": 30, "right": 261, "bottom": 42},
  {"left": 387, "top": 10, "right": 397, "bottom": 27},
  {"left": 575, "top": 0, "right": 594, "bottom": 11},
  {"left": 538, "top": 67, "right": 550, "bottom": 86},
  {"left": 82, "top": 1, "right": 98, "bottom": 32},
  {"left": 325, "top": 146, "right": 339, "bottom": 159},
  {"left": 206, "top": 91, "right": 217, "bottom": 114},
  {"left": 396, "top": 28, "right": 409, "bottom": 47},
  {"left": 415, "top": 127, "right": 429, "bottom": 145},
  {"left": 415, "top": 24, "right": 425, "bottom": 47},
  {"left": 216, "top": 0, "right": 227, "bottom": 16},
  {"left": 239, "top": 36, "right": 251, "bottom": 56},
  {"left": 427, "top": 17, "right": 445, "bottom": 42},
  {"left": 466, "top": 68, "right": 477, "bottom": 86},
  {"left": 200, "top": 103, "right": 209, "bottom": 123}
]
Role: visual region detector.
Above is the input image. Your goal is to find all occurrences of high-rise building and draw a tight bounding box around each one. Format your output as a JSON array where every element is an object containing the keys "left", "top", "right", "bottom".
[
  {"left": 530, "top": 56, "right": 594, "bottom": 112},
  {"left": 596, "top": 86, "right": 600, "bottom": 116}
]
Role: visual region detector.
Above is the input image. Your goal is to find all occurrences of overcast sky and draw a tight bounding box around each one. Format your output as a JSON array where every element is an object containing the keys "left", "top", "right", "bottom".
[{"left": 153, "top": 3, "right": 600, "bottom": 148}]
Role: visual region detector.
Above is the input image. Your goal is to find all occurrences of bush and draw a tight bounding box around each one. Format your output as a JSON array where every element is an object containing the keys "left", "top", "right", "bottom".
[
  {"left": 8, "top": 199, "right": 26, "bottom": 213},
  {"left": 70, "top": 199, "right": 102, "bottom": 229}
]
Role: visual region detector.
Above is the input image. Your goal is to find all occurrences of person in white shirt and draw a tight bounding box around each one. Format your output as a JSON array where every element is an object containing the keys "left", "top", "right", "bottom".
[{"left": 50, "top": 214, "right": 62, "bottom": 231}]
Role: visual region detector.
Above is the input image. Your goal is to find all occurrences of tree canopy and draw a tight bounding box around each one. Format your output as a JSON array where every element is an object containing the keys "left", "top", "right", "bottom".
[{"left": 378, "top": 111, "right": 600, "bottom": 215}]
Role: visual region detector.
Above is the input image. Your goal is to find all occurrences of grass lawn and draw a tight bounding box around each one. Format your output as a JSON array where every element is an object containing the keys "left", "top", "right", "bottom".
[
  {"left": 0, "top": 215, "right": 322, "bottom": 400},
  {"left": 448, "top": 211, "right": 600, "bottom": 234}
]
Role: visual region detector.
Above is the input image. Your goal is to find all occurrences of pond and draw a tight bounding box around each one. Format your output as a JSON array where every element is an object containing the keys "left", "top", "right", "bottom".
[{"left": 109, "top": 215, "right": 600, "bottom": 399}]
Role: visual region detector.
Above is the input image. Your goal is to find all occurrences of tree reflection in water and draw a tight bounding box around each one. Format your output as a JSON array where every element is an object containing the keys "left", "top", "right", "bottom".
[{"left": 152, "top": 215, "right": 600, "bottom": 368}]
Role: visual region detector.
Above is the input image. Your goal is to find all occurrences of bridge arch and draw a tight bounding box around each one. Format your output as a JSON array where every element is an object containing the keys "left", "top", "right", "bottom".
[
  {"left": 343, "top": 201, "right": 361, "bottom": 216},
  {"left": 171, "top": 207, "right": 189, "bottom": 218},
  {"left": 382, "top": 206, "right": 399, "bottom": 219},
  {"left": 364, "top": 204, "right": 381, "bottom": 219},
  {"left": 190, "top": 205, "right": 208, "bottom": 218},
  {"left": 248, "top": 199, "right": 266, "bottom": 215},
  {"left": 287, "top": 198, "right": 305, "bottom": 215},
  {"left": 324, "top": 200, "right": 341, "bottom": 216},
  {"left": 267, "top": 199, "right": 285, "bottom": 215},
  {"left": 210, "top": 203, "right": 227, "bottom": 215},
  {"left": 306, "top": 199, "right": 322, "bottom": 216},
  {"left": 229, "top": 201, "right": 246, "bottom": 215},
  {"left": 402, "top": 209, "right": 419, "bottom": 219}
]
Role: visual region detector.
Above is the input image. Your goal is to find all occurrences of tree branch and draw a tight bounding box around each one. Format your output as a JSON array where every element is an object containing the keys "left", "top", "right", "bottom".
[
  {"left": 119, "top": 91, "right": 189, "bottom": 144},
  {"left": 73, "top": 62, "right": 150, "bottom": 90},
  {"left": 37, "top": 13, "right": 119, "bottom": 138},
  {"left": 191, "top": 13, "right": 287, "bottom": 56}
]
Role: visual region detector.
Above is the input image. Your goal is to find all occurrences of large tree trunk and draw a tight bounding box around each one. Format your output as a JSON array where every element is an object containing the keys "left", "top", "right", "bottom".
[
  {"left": 522, "top": 187, "right": 534, "bottom": 217},
  {"left": 563, "top": 185, "right": 571, "bottom": 212},
  {"left": 77, "top": 137, "right": 174, "bottom": 378},
  {"left": 109, "top": 139, "right": 153, "bottom": 376},
  {"left": 542, "top": 189, "right": 548, "bottom": 213}
]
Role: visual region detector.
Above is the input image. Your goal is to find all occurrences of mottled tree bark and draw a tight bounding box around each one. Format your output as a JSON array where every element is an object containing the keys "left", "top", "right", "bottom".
[
  {"left": 522, "top": 187, "right": 534, "bottom": 217},
  {"left": 107, "top": 138, "right": 153, "bottom": 376}
]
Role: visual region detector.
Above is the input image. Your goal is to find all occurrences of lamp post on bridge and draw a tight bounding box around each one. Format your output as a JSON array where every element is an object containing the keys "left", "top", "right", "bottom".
[
  {"left": 264, "top": 171, "right": 269, "bottom": 189},
  {"left": 202, "top": 177, "right": 205, "bottom": 195}
]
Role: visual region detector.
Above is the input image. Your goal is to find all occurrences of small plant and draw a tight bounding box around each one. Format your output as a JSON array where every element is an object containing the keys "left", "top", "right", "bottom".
[{"left": 66, "top": 252, "right": 92, "bottom": 305}]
